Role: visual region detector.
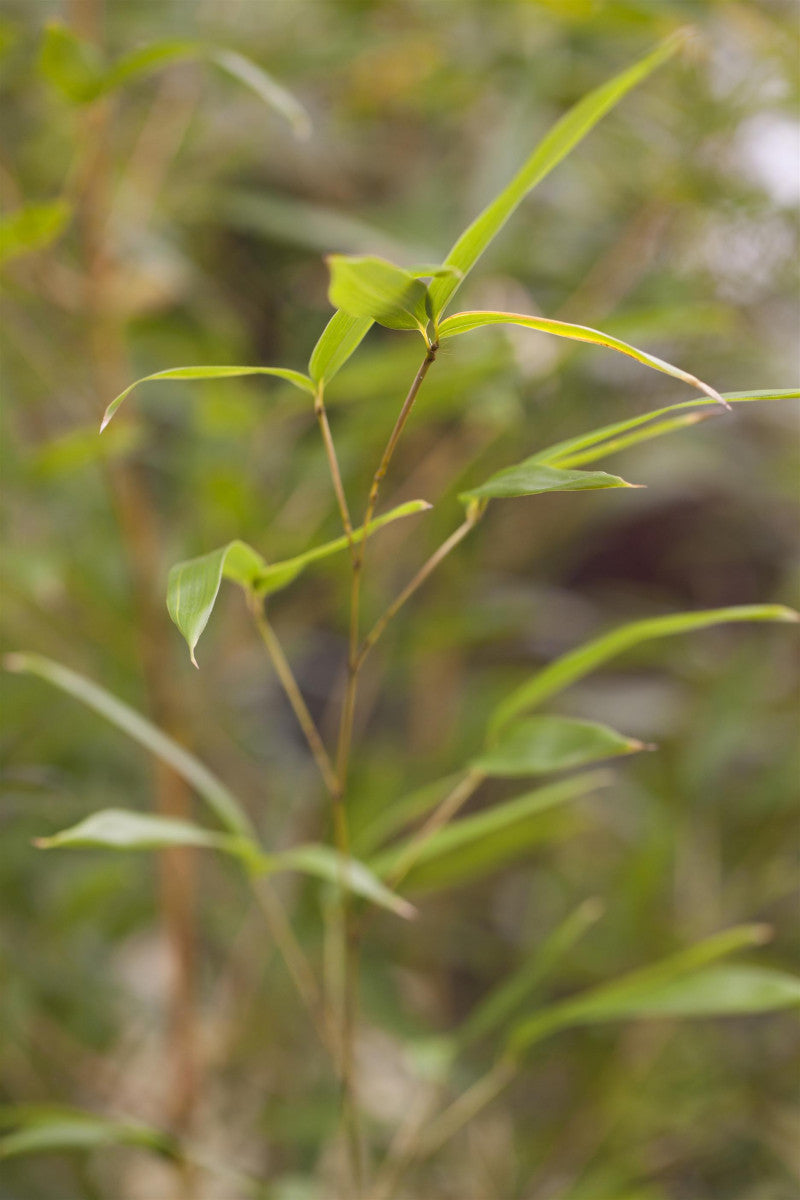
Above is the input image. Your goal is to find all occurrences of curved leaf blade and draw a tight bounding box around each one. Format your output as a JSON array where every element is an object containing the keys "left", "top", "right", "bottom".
[
  {"left": 279, "top": 844, "right": 416, "bottom": 920},
  {"left": 327, "top": 254, "right": 430, "bottom": 333},
  {"left": 34, "top": 808, "right": 260, "bottom": 861},
  {"left": 101, "top": 365, "right": 314, "bottom": 432},
  {"left": 3, "top": 654, "right": 254, "bottom": 837},
  {"left": 167, "top": 541, "right": 266, "bottom": 667},
  {"left": 492, "top": 605, "right": 798, "bottom": 735},
  {"left": 0, "top": 199, "right": 72, "bottom": 265},
  {"left": 438, "top": 310, "right": 726, "bottom": 405},
  {"left": 309, "top": 309, "right": 374, "bottom": 386},
  {"left": 472, "top": 716, "right": 649, "bottom": 777},
  {"left": 0, "top": 1107, "right": 177, "bottom": 1162},
  {"left": 428, "top": 33, "right": 687, "bottom": 317},
  {"left": 459, "top": 461, "right": 638, "bottom": 504}
]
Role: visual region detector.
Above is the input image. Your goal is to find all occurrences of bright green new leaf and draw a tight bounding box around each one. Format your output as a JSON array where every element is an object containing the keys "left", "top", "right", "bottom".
[
  {"left": 327, "top": 254, "right": 431, "bottom": 333},
  {"left": 492, "top": 605, "right": 799, "bottom": 735},
  {"left": 534, "top": 388, "right": 800, "bottom": 469},
  {"left": 472, "top": 716, "right": 648, "bottom": 777},
  {"left": 101, "top": 365, "right": 314, "bottom": 432},
  {"left": 39, "top": 21, "right": 105, "bottom": 101},
  {"left": 167, "top": 501, "right": 431, "bottom": 663},
  {"left": 3, "top": 654, "right": 254, "bottom": 838},
  {"left": 277, "top": 844, "right": 416, "bottom": 920},
  {"left": 509, "top": 925, "right": 799, "bottom": 1054},
  {"left": 459, "top": 461, "right": 638, "bottom": 504},
  {"left": 0, "top": 199, "right": 72, "bottom": 266},
  {"left": 428, "top": 33, "right": 687, "bottom": 317},
  {"left": 0, "top": 1106, "right": 177, "bottom": 1162},
  {"left": 308, "top": 310, "right": 374, "bottom": 385},
  {"left": 438, "top": 311, "right": 725, "bottom": 405}
]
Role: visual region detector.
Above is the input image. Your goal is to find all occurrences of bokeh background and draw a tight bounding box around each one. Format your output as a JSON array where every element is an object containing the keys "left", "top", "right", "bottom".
[{"left": 1, "top": 2, "right": 798, "bottom": 1198}]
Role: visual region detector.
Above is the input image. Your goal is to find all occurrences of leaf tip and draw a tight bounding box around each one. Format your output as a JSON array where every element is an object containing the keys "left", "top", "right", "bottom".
[
  {"left": 99, "top": 408, "right": 113, "bottom": 433},
  {"left": 189, "top": 648, "right": 199, "bottom": 669},
  {"left": 396, "top": 897, "right": 418, "bottom": 921}
]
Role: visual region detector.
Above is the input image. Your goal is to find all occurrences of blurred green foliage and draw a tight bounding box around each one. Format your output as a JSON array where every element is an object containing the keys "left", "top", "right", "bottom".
[{"left": 1, "top": 1, "right": 798, "bottom": 1198}]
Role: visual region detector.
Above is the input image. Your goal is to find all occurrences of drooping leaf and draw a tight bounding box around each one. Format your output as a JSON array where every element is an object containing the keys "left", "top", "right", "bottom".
[
  {"left": 277, "top": 844, "right": 416, "bottom": 920},
  {"left": 202, "top": 48, "right": 311, "bottom": 137},
  {"left": 0, "top": 199, "right": 72, "bottom": 265},
  {"left": 167, "top": 501, "right": 431, "bottom": 663},
  {"left": 472, "top": 716, "right": 648, "bottom": 777},
  {"left": 308, "top": 310, "right": 374, "bottom": 386},
  {"left": 327, "top": 254, "right": 431, "bottom": 333},
  {"left": 428, "top": 33, "right": 687, "bottom": 317},
  {"left": 100, "top": 365, "right": 314, "bottom": 432},
  {"left": 3, "top": 654, "right": 254, "bottom": 837},
  {"left": 533, "top": 388, "right": 800, "bottom": 469},
  {"left": 0, "top": 1106, "right": 178, "bottom": 1162},
  {"left": 458, "top": 461, "right": 638, "bottom": 504},
  {"left": 372, "top": 770, "right": 610, "bottom": 891},
  {"left": 491, "top": 605, "right": 798, "bottom": 735},
  {"left": 438, "top": 311, "right": 725, "bottom": 405},
  {"left": 509, "top": 925, "right": 799, "bottom": 1054}
]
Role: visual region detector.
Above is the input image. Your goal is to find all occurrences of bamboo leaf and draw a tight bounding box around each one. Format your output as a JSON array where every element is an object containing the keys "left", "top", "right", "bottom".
[
  {"left": 308, "top": 310, "right": 374, "bottom": 386},
  {"left": 492, "top": 605, "right": 799, "bottom": 735},
  {"left": 509, "top": 925, "right": 799, "bottom": 1054},
  {"left": 3, "top": 654, "right": 254, "bottom": 838},
  {"left": 279, "top": 844, "right": 416, "bottom": 920},
  {"left": 472, "top": 716, "right": 649, "bottom": 777},
  {"left": 204, "top": 48, "right": 310, "bottom": 138},
  {"left": 428, "top": 33, "right": 687, "bottom": 317},
  {"left": 438, "top": 310, "right": 726, "bottom": 406},
  {"left": 0, "top": 199, "right": 72, "bottom": 265},
  {"left": 39, "top": 21, "right": 105, "bottom": 101},
  {"left": 0, "top": 1106, "right": 178, "bottom": 1162},
  {"left": 459, "top": 461, "right": 638, "bottom": 504},
  {"left": 327, "top": 254, "right": 431, "bottom": 333},
  {"left": 100, "top": 365, "right": 314, "bottom": 432},
  {"left": 534, "top": 388, "right": 800, "bottom": 469},
  {"left": 34, "top": 808, "right": 257, "bottom": 859}
]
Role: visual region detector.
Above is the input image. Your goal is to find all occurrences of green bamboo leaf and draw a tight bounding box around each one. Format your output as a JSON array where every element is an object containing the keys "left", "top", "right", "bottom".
[
  {"left": 372, "top": 770, "right": 611, "bottom": 891},
  {"left": 167, "top": 500, "right": 430, "bottom": 664},
  {"left": 534, "top": 388, "right": 800, "bottom": 469},
  {"left": 0, "top": 199, "right": 72, "bottom": 265},
  {"left": 438, "top": 311, "right": 726, "bottom": 406},
  {"left": 308, "top": 310, "right": 374, "bottom": 386},
  {"left": 472, "top": 716, "right": 649, "bottom": 777},
  {"left": 278, "top": 844, "right": 416, "bottom": 920},
  {"left": 201, "top": 48, "right": 311, "bottom": 138},
  {"left": 100, "top": 365, "right": 314, "bottom": 432},
  {"left": 0, "top": 1106, "right": 178, "bottom": 1162},
  {"left": 34, "top": 808, "right": 258, "bottom": 859},
  {"left": 509, "top": 925, "right": 800, "bottom": 1054},
  {"left": 39, "top": 21, "right": 105, "bottom": 101},
  {"left": 3, "top": 654, "right": 254, "bottom": 838},
  {"left": 327, "top": 254, "right": 431, "bottom": 333},
  {"left": 492, "top": 605, "right": 799, "bottom": 735},
  {"left": 428, "top": 32, "right": 687, "bottom": 317},
  {"left": 459, "top": 461, "right": 639, "bottom": 504}
]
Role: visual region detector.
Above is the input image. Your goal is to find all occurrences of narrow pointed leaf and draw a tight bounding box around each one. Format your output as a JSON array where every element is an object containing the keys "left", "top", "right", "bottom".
[
  {"left": 428, "top": 33, "right": 687, "bottom": 317},
  {"left": 0, "top": 1107, "right": 177, "bottom": 1162},
  {"left": 459, "top": 461, "right": 638, "bottom": 504},
  {"left": 509, "top": 925, "right": 798, "bottom": 1054},
  {"left": 0, "top": 199, "right": 72, "bottom": 265},
  {"left": 472, "top": 716, "right": 648, "bottom": 777},
  {"left": 205, "top": 48, "right": 310, "bottom": 137},
  {"left": 279, "top": 844, "right": 416, "bottom": 920},
  {"left": 309, "top": 310, "right": 373, "bottom": 385},
  {"left": 34, "top": 808, "right": 260, "bottom": 861},
  {"left": 101, "top": 365, "right": 314, "bottom": 432},
  {"left": 327, "top": 254, "right": 430, "bottom": 333},
  {"left": 39, "top": 21, "right": 105, "bottom": 101},
  {"left": 534, "top": 388, "right": 800, "bottom": 469},
  {"left": 167, "top": 541, "right": 266, "bottom": 667},
  {"left": 438, "top": 311, "right": 725, "bottom": 405},
  {"left": 492, "top": 605, "right": 798, "bottom": 735},
  {"left": 3, "top": 654, "right": 254, "bottom": 837}
]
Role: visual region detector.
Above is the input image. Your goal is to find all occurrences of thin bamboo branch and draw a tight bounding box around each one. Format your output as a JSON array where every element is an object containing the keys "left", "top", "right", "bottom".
[{"left": 386, "top": 768, "right": 486, "bottom": 890}]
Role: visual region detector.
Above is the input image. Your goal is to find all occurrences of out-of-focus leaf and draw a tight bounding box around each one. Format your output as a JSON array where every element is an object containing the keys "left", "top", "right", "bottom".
[
  {"left": 278, "top": 844, "right": 416, "bottom": 920},
  {"left": 509, "top": 925, "right": 799, "bottom": 1054},
  {"left": 472, "top": 716, "right": 648, "bottom": 777},
  {"left": 309, "top": 310, "right": 374, "bottom": 386},
  {"left": 458, "top": 461, "right": 638, "bottom": 504},
  {"left": 534, "top": 388, "right": 800, "bottom": 469},
  {"left": 372, "top": 770, "right": 610, "bottom": 890},
  {"left": 35, "top": 808, "right": 254, "bottom": 858},
  {"left": 33, "top": 422, "right": 142, "bottom": 479},
  {"left": 0, "top": 1106, "right": 178, "bottom": 1162},
  {"left": 101, "top": 364, "right": 313, "bottom": 431},
  {"left": 491, "top": 606, "right": 799, "bottom": 735},
  {"left": 438, "top": 311, "right": 725, "bottom": 405},
  {"left": 327, "top": 254, "right": 431, "bottom": 333},
  {"left": 0, "top": 199, "right": 71, "bottom": 265},
  {"left": 39, "top": 21, "right": 105, "bottom": 101},
  {"left": 3, "top": 654, "right": 254, "bottom": 837},
  {"left": 428, "top": 32, "right": 687, "bottom": 317},
  {"left": 167, "top": 500, "right": 431, "bottom": 663},
  {"left": 203, "top": 48, "right": 310, "bottom": 137}
]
